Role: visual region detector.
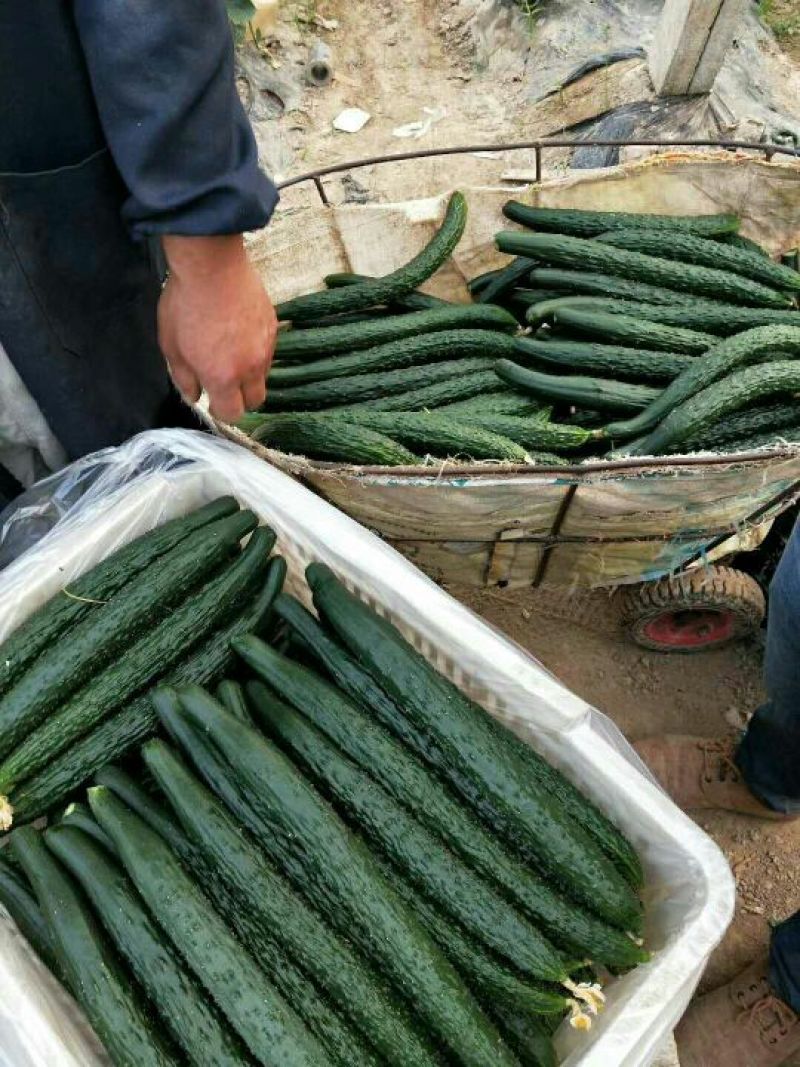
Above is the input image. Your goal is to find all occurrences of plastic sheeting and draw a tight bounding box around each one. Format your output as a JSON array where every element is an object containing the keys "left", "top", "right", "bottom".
[{"left": 0, "top": 429, "right": 734, "bottom": 1066}]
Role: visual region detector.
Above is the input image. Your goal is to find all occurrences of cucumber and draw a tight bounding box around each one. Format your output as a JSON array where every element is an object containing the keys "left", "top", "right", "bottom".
[
  {"left": 496, "top": 360, "right": 660, "bottom": 414},
  {"left": 316, "top": 410, "right": 530, "bottom": 461},
  {"left": 525, "top": 296, "right": 651, "bottom": 327},
  {"left": 273, "top": 592, "right": 644, "bottom": 894},
  {"left": 552, "top": 307, "right": 716, "bottom": 354},
  {"left": 88, "top": 786, "right": 327, "bottom": 1066},
  {"left": 239, "top": 626, "right": 648, "bottom": 969},
  {"left": 214, "top": 680, "right": 254, "bottom": 724},
  {"left": 277, "top": 192, "right": 467, "bottom": 321},
  {"left": 487, "top": 1005, "right": 559, "bottom": 1067},
  {"left": 306, "top": 564, "right": 643, "bottom": 931},
  {"left": 245, "top": 676, "right": 570, "bottom": 984},
  {"left": 605, "top": 325, "right": 800, "bottom": 442},
  {"left": 166, "top": 685, "right": 517, "bottom": 1067},
  {"left": 322, "top": 273, "right": 449, "bottom": 311},
  {"left": 265, "top": 355, "right": 492, "bottom": 410},
  {"left": 269, "top": 329, "right": 517, "bottom": 386},
  {"left": 437, "top": 390, "right": 544, "bottom": 417},
  {"left": 478, "top": 257, "right": 538, "bottom": 304},
  {"left": 464, "top": 413, "right": 595, "bottom": 451},
  {"left": 515, "top": 335, "right": 694, "bottom": 382},
  {"left": 468, "top": 268, "right": 503, "bottom": 294},
  {"left": 0, "top": 510, "right": 257, "bottom": 765},
  {"left": 627, "top": 361, "right": 800, "bottom": 456},
  {"left": 501, "top": 202, "right": 740, "bottom": 238},
  {"left": 721, "top": 233, "right": 771, "bottom": 257},
  {"left": 338, "top": 369, "right": 505, "bottom": 412},
  {"left": 141, "top": 733, "right": 435, "bottom": 1067},
  {"left": 712, "top": 428, "right": 800, "bottom": 452},
  {"left": 679, "top": 402, "right": 800, "bottom": 451},
  {"left": 59, "top": 801, "right": 117, "bottom": 852},
  {"left": 0, "top": 526, "right": 274, "bottom": 794},
  {"left": 45, "top": 823, "right": 248, "bottom": 1067},
  {"left": 92, "top": 768, "right": 374, "bottom": 1067},
  {"left": 0, "top": 497, "right": 239, "bottom": 698},
  {"left": 528, "top": 267, "right": 712, "bottom": 306},
  {"left": 11, "top": 825, "right": 179, "bottom": 1067},
  {"left": 495, "top": 231, "right": 792, "bottom": 308},
  {"left": 274, "top": 306, "right": 517, "bottom": 362},
  {"left": 251, "top": 416, "right": 419, "bottom": 466},
  {"left": 0, "top": 855, "right": 59, "bottom": 974},
  {"left": 597, "top": 229, "right": 800, "bottom": 292},
  {"left": 591, "top": 302, "right": 800, "bottom": 335},
  {"left": 5, "top": 561, "right": 285, "bottom": 825}
]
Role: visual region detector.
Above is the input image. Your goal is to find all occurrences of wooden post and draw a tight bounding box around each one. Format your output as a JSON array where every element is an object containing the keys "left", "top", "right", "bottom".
[{"left": 649, "top": 0, "right": 748, "bottom": 96}]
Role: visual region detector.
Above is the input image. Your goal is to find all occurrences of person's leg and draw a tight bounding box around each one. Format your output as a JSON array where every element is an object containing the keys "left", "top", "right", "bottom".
[{"left": 735, "top": 517, "right": 800, "bottom": 813}]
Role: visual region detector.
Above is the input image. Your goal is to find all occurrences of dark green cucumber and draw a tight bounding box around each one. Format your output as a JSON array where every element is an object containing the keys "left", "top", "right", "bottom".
[
  {"left": 265, "top": 355, "right": 492, "bottom": 410},
  {"left": 782, "top": 249, "right": 800, "bottom": 272},
  {"left": 516, "top": 335, "right": 694, "bottom": 382},
  {"left": 168, "top": 685, "right": 517, "bottom": 1067},
  {"left": 318, "top": 410, "right": 529, "bottom": 461},
  {"left": 141, "top": 734, "right": 434, "bottom": 1067},
  {"left": 59, "top": 801, "right": 117, "bottom": 852},
  {"left": 487, "top": 1005, "right": 559, "bottom": 1067},
  {"left": 495, "top": 360, "right": 660, "bottom": 414},
  {"left": 45, "top": 824, "right": 247, "bottom": 1067},
  {"left": 552, "top": 307, "right": 716, "bottom": 354},
  {"left": 277, "top": 192, "right": 467, "bottom": 321},
  {"left": 5, "top": 561, "right": 286, "bottom": 825},
  {"left": 438, "top": 390, "right": 544, "bottom": 416},
  {"left": 528, "top": 267, "right": 712, "bottom": 306},
  {"left": 586, "top": 302, "right": 800, "bottom": 335},
  {"left": 478, "top": 257, "right": 538, "bottom": 304},
  {"left": 306, "top": 564, "right": 643, "bottom": 931},
  {"left": 598, "top": 229, "right": 800, "bottom": 292},
  {"left": 94, "top": 766, "right": 374, "bottom": 1067},
  {"left": 322, "top": 272, "right": 449, "bottom": 311},
  {"left": 713, "top": 428, "right": 800, "bottom": 452},
  {"left": 0, "top": 855, "right": 59, "bottom": 973},
  {"left": 273, "top": 592, "right": 644, "bottom": 894},
  {"left": 0, "top": 496, "right": 239, "bottom": 697},
  {"left": 496, "top": 231, "right": 792, "bottom": 308},
  {"left": 0, "top": 526, "right": 274, "bottom": 794},
  {"left": 269, "top": 328, "right": 517, "bottom": 386},
  {"left": 274, "top": 306, "right": 517, "bottom": 363},
  {"left": 678, "top": 402, "right": 800, "bottom": 451},
  {"left": 240, "top": 624, "right": 648, "bottom": 969},
  {"left": 0, "top": 510, "right": 257, "bottom": 764},
  {"left": 605, "top": 325, "right": 800, "bottom": 441},
  {"left": 338, "top": 369, "right": 505, "bottom": 412},
  {"left": 721, "top": 233, "right": 771, "bottom": 257},
  {"left": 251, "top": 417, "right": 419, "bottom": 466},
  {"left": 468, "top": 267, "right": 503, "bottom": 294},
  {"left": 11, "top": 826, "right": 178, "bottom": 1067},
  {"left": 628, "top": 361, "right": 800, "bottom": 456},
  {"left": 245, "top": 675, "right": 569, "bottom": 983},
  {"left": 525, "top": 296, "right": 651, "bottom": 327},
  {"left": 502, "top": 201, "right": 740, "bottom": 237},
  {"left": 465, "top": 413, "right": 597, "bottom": 451},
  {"left": 214, "top": 680, "right": 254, "bottom": 724},
  {"left": 88, "top": 787, "right": 326, "bottom": 1066}
]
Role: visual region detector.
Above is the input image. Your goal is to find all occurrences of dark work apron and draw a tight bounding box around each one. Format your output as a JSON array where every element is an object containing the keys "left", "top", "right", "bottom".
[{"left": 0, "top": 3, "right": 194, "bottom": 465}]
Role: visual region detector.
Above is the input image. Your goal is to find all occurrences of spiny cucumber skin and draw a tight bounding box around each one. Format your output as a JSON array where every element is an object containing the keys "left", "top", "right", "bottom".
[
  {"left": 265, "top": 356, "right": 492, "bottom": 411},
  {"left": 713, "top": 429, "right": 800, "bottom": 453},
  {"left": 597, "top": 229, "right": 800, "bottom": 292},
  {"left": 516, "top": 335, "right": 694, "bottom": 382},
  {"left": 437, "top": 390, "right": 542, "bottom": 417},
  {"left": 553, "top": 307, "right": 717, "bottom": 354},
  {"left": 269, "top": 329, "right": 517, "bottom": 386},
  {"left": 501, "top": 202, "right": 740, "bottom": 237},
  {"left": 277, "top": 192, "right": 467, "bottom": 321},
  {"left": 606, "top": 325, "right": 800, "bottom": 442},
  {"left": 678, "top": 402, "right": 800, "bottom": 451},
  {"left": 528, "top": 267, "right": 716, "bottom": 307},
  {"left": 575, "top": 302, "right": 800, "bottom": 335},
  {"left": 496, "top": 359, "right": 661, "bottom": 414},
  {"left": 252, "top": 417, "right": 419, "bottom": 466},
  {"left": 496, "top": 231, "right": 793, "bottom": 309},
  {"left": 274, "top": 305, "right": 517, "bottom": 362},
  {"left": 336, "top": 369, "right": 505, "bottom": 412},
  {"left": 631, "top": 361, "right": 800, "bottom": 456}
]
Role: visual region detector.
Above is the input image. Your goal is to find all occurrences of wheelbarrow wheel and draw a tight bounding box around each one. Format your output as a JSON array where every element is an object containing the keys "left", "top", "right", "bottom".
[{"left": 620, "top": 565, "right": 765, "bottom": 653}]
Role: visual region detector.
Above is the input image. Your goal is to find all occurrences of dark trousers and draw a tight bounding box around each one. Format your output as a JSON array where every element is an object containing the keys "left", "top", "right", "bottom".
[{"left": 736, "top": 518, "right": 800, "bottom": 814}]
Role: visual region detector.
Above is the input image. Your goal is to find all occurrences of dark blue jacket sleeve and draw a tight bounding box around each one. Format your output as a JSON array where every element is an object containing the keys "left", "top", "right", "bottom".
[{"left": 72, "top": 0, "right": 278, "bottom": 238}]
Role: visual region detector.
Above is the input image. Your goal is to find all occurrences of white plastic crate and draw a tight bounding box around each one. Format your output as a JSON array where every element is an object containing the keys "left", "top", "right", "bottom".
[{"left": 0, "top": 430, "right": 735, "bottom": 1067}]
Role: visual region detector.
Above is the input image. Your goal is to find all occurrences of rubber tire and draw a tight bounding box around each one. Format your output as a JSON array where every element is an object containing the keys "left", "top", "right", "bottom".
[{"left": 620, "top": 565, "right": 766, "bottom": 653}]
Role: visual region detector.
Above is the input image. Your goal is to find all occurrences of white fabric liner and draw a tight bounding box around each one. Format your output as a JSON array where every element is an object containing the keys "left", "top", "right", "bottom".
[{"left": 0, "top": 430, "right": 735, "bottom": 1066}]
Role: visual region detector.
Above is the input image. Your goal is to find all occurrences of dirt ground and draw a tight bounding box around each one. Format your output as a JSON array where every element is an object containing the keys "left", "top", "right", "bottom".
[{"left": 762, "top": 0, "right": 800, "bottom": 66}]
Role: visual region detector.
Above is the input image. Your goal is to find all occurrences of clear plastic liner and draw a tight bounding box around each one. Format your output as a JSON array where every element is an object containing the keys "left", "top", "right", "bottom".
[{"left": 0, "top": 429, "right": 734, "bottom": 1066}]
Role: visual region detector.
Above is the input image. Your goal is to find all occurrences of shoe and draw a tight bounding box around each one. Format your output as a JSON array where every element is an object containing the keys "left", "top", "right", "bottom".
[
  {"left": 676, "top": 955, "right": 800, "bottom": 1066},
  {"left": 632, "top": 734, "right": 792, "bottom": 819}
]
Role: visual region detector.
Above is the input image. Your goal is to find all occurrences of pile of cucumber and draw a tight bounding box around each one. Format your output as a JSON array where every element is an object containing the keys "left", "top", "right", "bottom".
[
  {"left": 241, "top": 193, "right": 800, "bottom": 465},
  {"left": 0, "top": 518, "right": 650, "bottom": 1066}
]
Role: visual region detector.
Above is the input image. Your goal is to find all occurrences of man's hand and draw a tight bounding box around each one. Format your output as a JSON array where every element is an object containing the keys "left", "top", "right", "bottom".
[{"left": 158, "top": 234, "right": 277, "bottom": 423}]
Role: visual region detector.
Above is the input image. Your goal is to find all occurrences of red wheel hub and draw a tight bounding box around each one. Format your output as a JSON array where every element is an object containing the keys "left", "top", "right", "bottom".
[{"left": 642, "top": 608, "right": 737, "bottom": 649}]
